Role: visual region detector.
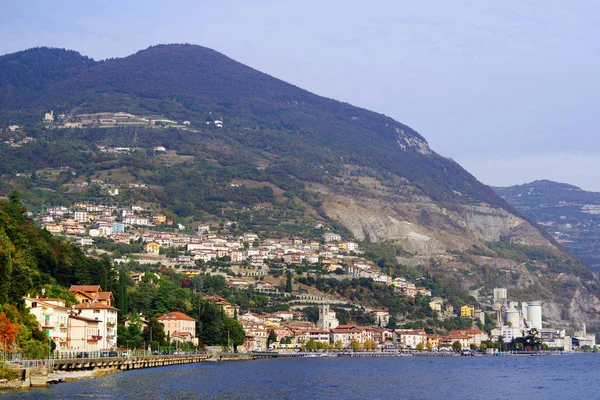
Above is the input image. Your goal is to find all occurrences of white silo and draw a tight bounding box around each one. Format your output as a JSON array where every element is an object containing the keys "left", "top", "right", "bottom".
[
  {"left": 505, "top": 305, "right": 521, "bottom": 328},
  {"left": 527, "top": 301, "right": 542, "bottom": 330},
  {"left": 493, "top": 288, "right": 507, "bottom": 305}
]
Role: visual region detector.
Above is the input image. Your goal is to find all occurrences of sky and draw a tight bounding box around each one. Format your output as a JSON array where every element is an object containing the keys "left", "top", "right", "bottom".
[{"left": 2, "top": 0, "right": 599, "bottom": 190}]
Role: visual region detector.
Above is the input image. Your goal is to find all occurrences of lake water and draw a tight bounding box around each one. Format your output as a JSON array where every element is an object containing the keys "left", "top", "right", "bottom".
[{"left": 1, "top": 354, "right": 598, "bottom": 399}]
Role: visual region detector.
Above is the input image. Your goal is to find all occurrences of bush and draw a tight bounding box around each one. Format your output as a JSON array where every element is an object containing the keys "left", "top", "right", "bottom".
[{"left": 0, "top": 363, "right": 19, "bottom": 380}]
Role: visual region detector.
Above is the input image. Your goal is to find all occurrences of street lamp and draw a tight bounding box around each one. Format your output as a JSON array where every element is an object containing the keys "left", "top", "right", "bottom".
[{"left": 3, "top": 334, "right": 6, "bottom": 363}]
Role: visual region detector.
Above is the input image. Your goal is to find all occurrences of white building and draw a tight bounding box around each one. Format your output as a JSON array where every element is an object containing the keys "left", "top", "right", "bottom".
[
  {"left": 73, "top": 303, "right": 119, "bottom": 349},
  {"left": 317, "top": 304, "right": 339, "bottom": 330},
  {"left": 23, "top": 297, "right": 70, "bottom": 350}
]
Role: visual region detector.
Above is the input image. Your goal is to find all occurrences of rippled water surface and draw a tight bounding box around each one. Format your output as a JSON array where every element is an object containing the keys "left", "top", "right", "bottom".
[{"left": 1, "top": 354, "right": 598, "bottom": 399}]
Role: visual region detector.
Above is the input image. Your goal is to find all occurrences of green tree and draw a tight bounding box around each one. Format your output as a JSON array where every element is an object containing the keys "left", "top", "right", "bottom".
[
  {"left": 221, "top": 317, "right": 245, "bottom": 353},
  {"left": 351, "top": 340, "right": 361, "bottom": 351},
  {"left": 267, "top": 329, "right": 277, "bottom": 347},
  {"left": 416, "top": 342, "right": 425, "bottom": 351},
  {"left": 22, "top": 340, "right": 50, "bottom": 359},
  {"left": 285, "top": 270, "right": 293, "bottom": 293},
  {"left": 452, "top": 341, "right": 462, "bottom": 351},
  {"left": 306, "top": 339, "right": 318, "bottom": 351},
  {"left": 335, "top": 340, "right": 343, "bottom": 350},
  {"left": 143, "top": 317, "right": 166, "bottom": 350}
]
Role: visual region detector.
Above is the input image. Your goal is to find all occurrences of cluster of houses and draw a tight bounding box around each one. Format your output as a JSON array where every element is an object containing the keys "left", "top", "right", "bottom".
[
  {"left": 37, "top": 202, "right": 434, "bottom": 300},
  {"left": 206, "top": 301, "right": 492, "bottom": 352},
  {"left": 40, "top": 204, "right": 172, "bottom": 244},
  {"left": 24, "top": 285, "right": 119, "bottom": 352},
  {"left": 23, "top": 285, "right": 203, "bottom": 352}
]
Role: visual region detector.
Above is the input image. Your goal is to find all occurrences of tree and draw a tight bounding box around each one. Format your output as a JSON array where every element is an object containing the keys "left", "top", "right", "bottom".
[
  {"left": 22, "top": 340, "right": 50, "bottom": 359},
  {"left": 416, "top": 342, "right": 425, "bottom": 351},
  {"left": 426, "top": 342, "right": 433, "bottom": 351},
  {"left": 267, "top": 329, "right": 277, "bottom": 347},
  {"left": 386, "top": 316, "right": 398, "bottom": 330},
  {"left": 0, "top": 312, "right": 20, "bottom": 350},
  {"left": 221, "top": 317, "right": 245, "bottom": 353},
  {"left": 479, "top": 343, "right": 487, "bottom": 351},
  {"left": 285, "top": 270, "right": 293, "bottom": 293},
  {"left": 452, "top": 341, "right": 462, "bottom": 351},
  {"left": 127, "top": 312, "right": 144, "bottom": 348},
  {"left": 351, "top": 340, "right": 361, "bottom": 351},
  {"left": 143, "top": 317, "right": 166, "bottom": 349},
  {"left": 306, "top": 339, "right": 318, "bottom": 351},
  {"left": 335, "top": 340, "right": 343, "bottom": 350}
]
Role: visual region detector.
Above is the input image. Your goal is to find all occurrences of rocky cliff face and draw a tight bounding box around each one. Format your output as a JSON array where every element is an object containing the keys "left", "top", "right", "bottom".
[{"left": 312, "top": 170, "right": 599, "bottom": 329}]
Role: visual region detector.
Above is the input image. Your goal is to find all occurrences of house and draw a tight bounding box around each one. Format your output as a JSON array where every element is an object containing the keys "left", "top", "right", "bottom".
[
  {"left": 67, "top": 313, "right": 101, "bottom": 351},
  {"left": 23, "top": 297, "right": 70, "bottom": 351},
  {"left": 460, "top": 305, "right": 475, "bottom": 318},
  {"left": 203, "top": 295, "right": 240, "bottom": 317},
  {"left": 323, "top": 233, "right": 342, "bottom": 242},
  {"left": 144, "top": 241, "right": 160, "bottom": 255},
  {"left": 393, "top": 329, "right": 427, "bottom": 349},
  {"left": 69, "top": 285, "right": 114, "bottom": 306},
  {"left": 429, "top": 297, "right": 443, "bottom": 312},
  {"left": 331, "top": 325, "right": 364, "bottom": 348},
  {"left": 157, "top": 312, "right": 198, "bottom": 345},
  {"left": 449, "top": 329, "right": 489, "bottom": 346},
  {"left": 369, "top": 309, "right": 390, "bottom": 327},
  {"left": 73, "top": 302, "right": 119, "bottom": 349}
]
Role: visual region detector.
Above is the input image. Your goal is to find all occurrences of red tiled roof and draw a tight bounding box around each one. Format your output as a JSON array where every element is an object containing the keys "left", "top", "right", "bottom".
[
  {"left": 70, "top": 285, "right": 102, "bottom": 293},
  {"left": 157, "top": 311, "right": 195, "bottom": 321}
]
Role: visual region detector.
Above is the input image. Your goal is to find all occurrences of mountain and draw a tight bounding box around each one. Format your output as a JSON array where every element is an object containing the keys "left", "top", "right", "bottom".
[
  {"left": 495, "top": 180, "right": 600, "bottom": 271},
  {"left": 1, "top": 44, "right": 599, "bottom": 329}
]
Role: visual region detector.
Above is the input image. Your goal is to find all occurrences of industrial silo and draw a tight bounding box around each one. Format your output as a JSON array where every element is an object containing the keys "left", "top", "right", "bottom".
[
  {"left": 527, "top": 301, "right": 542, "bottom": 330},
  {"left": 505, "top": 305, "right": 520, "bottom": 328}
]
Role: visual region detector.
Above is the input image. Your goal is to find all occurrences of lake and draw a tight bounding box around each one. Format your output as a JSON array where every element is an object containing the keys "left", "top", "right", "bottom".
[{"left": 1, "top": 354, "right": 597, "bottom": 399}]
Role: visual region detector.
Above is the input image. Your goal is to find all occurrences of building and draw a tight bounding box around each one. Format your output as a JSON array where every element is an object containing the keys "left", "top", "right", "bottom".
[
  {"left": 157, "top": 312, "right": 198, "bottom": 345},
  {"left": 323, "top": 233, "right": 342, "bottom": 242},
  {"left": 460, "top": 305, "right": 475, "bottom": 318},
  {"left": 67, "top": 314, "right": 101, "bottom": 352},
  {"left": 316, "top": 304, "right": 339, "bottom": 330},
  {"left": 393, "top": 329, "right": 427, "bottom": 349},
  {"left": 23, "top": 297, "right": 70, "bottom": 350},
  {"left": 144, "top": 241, "right": 160, "bottom": 255},
  {"left": 73, "top": 302, "right": 119, "bottom": 349},
  {"left": 369, "top": 309, "right": 390, "bottom": 327}
]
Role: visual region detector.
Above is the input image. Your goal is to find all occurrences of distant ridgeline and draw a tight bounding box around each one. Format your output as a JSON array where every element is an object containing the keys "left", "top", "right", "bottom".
[{"left": 495, "top": 180, "right": 600, "bottom": 271}]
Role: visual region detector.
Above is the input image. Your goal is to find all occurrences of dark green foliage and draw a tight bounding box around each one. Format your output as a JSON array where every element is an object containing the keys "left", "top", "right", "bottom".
[
  {"left": 0, "top": 196, "right": 117, "bottom": 306},
  {"left": 1, "top": 44, "right": 513, "bottom": 212}
]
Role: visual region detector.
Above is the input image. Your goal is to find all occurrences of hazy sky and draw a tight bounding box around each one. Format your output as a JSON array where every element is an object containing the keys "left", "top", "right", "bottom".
[{"left": 2, "top": 0, "right": 599, "bottom": 190}]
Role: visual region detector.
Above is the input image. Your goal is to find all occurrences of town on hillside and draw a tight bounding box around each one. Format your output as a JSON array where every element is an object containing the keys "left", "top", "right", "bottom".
[{"left": 17, "top": 199, "right": 595, "bottom": 355}]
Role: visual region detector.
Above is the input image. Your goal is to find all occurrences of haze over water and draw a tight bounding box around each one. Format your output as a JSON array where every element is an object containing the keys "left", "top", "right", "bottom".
[{"left": 1, "top": 355, "right": 597, "bottom": 400}]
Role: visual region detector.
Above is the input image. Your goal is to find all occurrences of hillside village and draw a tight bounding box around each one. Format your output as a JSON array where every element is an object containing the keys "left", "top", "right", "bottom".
[{"left": 22, "top": 199, "right": 595, "bottom": 354}]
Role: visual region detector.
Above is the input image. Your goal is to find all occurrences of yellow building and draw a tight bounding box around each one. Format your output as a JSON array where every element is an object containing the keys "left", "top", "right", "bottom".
[
  {"left": 150, "top": 215, "right": 167, "bottom": 225},
  {"left": 144, "top": 241, "right": 160, "bottom": 255},
  {"left": 460, "top": 305, "right": 475, "bottom": 318}
]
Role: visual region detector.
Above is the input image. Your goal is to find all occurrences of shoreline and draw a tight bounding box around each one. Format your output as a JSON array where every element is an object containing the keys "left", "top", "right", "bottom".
[{"left": 0, "top": 350, "right": 577, "bottom": 391}]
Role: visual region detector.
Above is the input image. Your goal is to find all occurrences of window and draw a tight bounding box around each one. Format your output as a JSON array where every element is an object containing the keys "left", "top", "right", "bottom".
[{"left": 93, "top": 310, "right": 100, "bottom": 314}]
